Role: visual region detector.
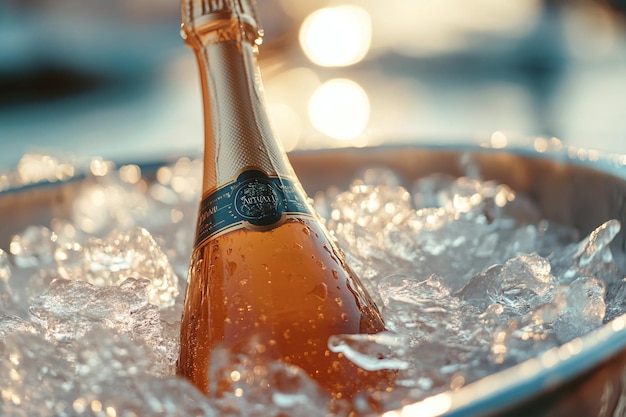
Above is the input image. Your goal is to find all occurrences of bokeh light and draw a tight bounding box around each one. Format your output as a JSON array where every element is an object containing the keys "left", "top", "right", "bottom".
[
  {"left": 299, "top": 5, "right": 372, "bottom": 67},
  {"left": 490, "top": 131, "right": 508, "bottom": 149},
  {"left": 308, "top": 78, "right": 370, "bottom": 141}
]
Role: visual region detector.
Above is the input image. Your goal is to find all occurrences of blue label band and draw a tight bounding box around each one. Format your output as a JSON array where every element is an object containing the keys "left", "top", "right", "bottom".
[{"left": 195, "top": 169, "right": 314, "bottom": 246}]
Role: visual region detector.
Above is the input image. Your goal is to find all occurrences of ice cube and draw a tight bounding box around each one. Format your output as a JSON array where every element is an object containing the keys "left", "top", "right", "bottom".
[
  {"left": 74, "top": 328, "right": 153, "bottom": 385},
  {"left": 71, "top": 328, "right": 192, "bottom": 412},
  {"left": 551, "top": 277, "right": 606, "bottom": 343},
  {"left": 378, "top": 274, "right": 480, "bottom": 348},
  {"left": 49, "top": 218, "right": 88, "bottom": 248},
  {"left": 487, "top": 276, "right": 605, "bottom": 365},
  {"left": 408, "top": 216, "right": 539, "bottom": 292},
  {"left": 71, "top": 174, "right": 151, "bottom": 235},
  {"left": 0, "top": 314, "right": 39, "bottom": 356},
  {"left": 328, "top": 331, "right": 410, "bottom": 371},
  {"left": 413, "top": 174, "right": 541, "bottom": 225},
  {"left": 411, "top": 173, "right": 456, "bottom": 209},
  {"left": 328, "top": 175, "right": 544, "bottom": 294},
  {"left": 328, "top": 185, "right": 414, "bottom": 247},
  {"left": 536, "top": 219, "right": 580, "bottom": 258},
  {"left": 126, "top": 377, "right": 218, "bottom": 417},
  {"left": 29, "top": 277, "right": 176, "bottom": 375},
  {"left": 56, "top": 227, "right": 179, "bottom": 308},
  {"left": 208, "top": 336, "right": 338, "bottom": 417},
  {"left": 1, "top": 155, "right": 625, "bottom": 415},
  {"left": 457, "top": 254, "right": 556, "bottom": 317},
  {"left": 355, "top": 167, "right": 403, "bottom": 187},
  {"left": 439, "top": 177, "right": 486, "bottom": 215},
  {"left": 550, "top": 219, "right": 622, "bottom": 284},
  {"left": 9, "top": 225, "right": 56, "bottom": 268},
  {"left": 489, "top": 315, "right": 559, "bottom": 366},
  {"left": 15, "top": 152, "right": 77, "bottom": 185},
  {"left": 154, "top": 157, "right": 203, "bottom": 203},
  {"left": 605, "top": 278, "right": 626, "bottom": 322},
  {"left": 0, "top": 332, "right": 76, "bottom": 416},
  {"left": 0, "top": 326, "right": 215, "bottom": 417},
  {"left": 340, "top": 251, "right": 411, "bottom": 307},
  {"left": 4, "top": 265, "right": 61, "bottom": 317},
  {"left": 0, "top": 249, "right": 13, "bottom": 311}
]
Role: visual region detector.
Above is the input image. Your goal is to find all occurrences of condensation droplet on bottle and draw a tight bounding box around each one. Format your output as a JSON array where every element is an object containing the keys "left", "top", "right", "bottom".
[
  {"left": 293, "top": 242, "right": 303, "bottom": 250},
  {"left": 323, "top": 245, "right": 339, "bottom": 264},
  {"left": 310, "top": 282, "right": 328, "bottom": 301},
  {"left": 332, "top": 270, "right": 339, "bottom": 280},
  {"left": 341, "top": 313, "right": 349, "bottom": 322},
  {"left": 334, "top": 297, "right": 344, "bottom": 307},
  {"left": 226, "top": 261, "right": 237, "bottom": 275},
  {"left": 302, "top": 226, "right": 311, "bottom": 236}
]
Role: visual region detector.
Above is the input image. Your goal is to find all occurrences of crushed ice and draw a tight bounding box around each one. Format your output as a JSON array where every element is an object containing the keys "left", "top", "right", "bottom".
[{"left": 0, "top": 154, "right": 624, "bottom": 416}]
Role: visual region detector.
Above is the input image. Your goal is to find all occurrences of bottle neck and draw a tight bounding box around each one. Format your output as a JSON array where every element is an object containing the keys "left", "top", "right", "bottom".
[{"left": 183, "top": 6, "right": 294, "bottom": 194}]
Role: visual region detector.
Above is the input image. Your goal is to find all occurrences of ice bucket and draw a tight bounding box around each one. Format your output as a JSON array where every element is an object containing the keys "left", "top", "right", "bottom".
[
  {"left": 290, "top": 145, "right": 626, "bottom": 417},
  {"left": 1, "top": 144, "right": 625, "bottom": 417}
]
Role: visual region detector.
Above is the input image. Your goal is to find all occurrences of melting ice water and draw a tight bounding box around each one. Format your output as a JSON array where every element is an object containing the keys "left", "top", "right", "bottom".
[{"left": 0, "top": 153, "right": 625, "bottom": 416}]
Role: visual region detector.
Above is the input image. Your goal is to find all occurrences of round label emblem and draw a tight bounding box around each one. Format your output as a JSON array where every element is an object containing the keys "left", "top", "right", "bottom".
[
  {"left": 193, "top": 169, "right": 315, "bottom": 245},
  {"left": 233, "top": 171, "right": 284, "bottom": 227}
]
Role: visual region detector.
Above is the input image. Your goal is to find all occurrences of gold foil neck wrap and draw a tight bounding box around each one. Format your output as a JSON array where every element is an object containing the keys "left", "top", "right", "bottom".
[
  {"left": 182, "top": 0, "right": 295, "bottom": 194},
  {"left": 199, "top": 42, "right": 295, "bottom": 190},
  {"left": 181, "top": 0, "right": 261, "bottom": 48}
]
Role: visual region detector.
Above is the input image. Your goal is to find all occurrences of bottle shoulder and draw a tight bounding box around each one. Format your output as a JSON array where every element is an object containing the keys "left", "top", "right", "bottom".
[{"left": 195, "top": 217, "right": 343, "bottom": 265}]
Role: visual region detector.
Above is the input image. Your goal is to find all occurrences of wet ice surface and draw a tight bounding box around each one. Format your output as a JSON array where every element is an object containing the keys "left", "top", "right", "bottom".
[{"left": 0, "top": 153, "right": 625, "bottom": 416}]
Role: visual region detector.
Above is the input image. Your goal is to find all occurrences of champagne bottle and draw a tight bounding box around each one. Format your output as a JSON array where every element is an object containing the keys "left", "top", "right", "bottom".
[{"left": 177, "top": 0, "right": 391, "bottom": 402}]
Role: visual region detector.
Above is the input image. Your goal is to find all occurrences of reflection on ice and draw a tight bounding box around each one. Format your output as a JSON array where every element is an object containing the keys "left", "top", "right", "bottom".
[{"left": 0, "top": 153, "right": 624, "bottom": 416}]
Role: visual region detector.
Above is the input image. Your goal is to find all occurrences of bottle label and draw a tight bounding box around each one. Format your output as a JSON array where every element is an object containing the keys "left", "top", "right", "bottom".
[{"left": 195, "top": 169, "right": 314, "bottom": 246}]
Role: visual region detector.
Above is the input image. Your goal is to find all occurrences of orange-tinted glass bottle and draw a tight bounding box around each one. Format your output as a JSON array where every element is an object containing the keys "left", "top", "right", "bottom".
[{"left": 177, "top": 0, "right": 391, "bottom": 403}]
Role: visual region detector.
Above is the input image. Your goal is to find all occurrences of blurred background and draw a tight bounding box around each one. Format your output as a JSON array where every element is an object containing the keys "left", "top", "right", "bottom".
[{"left": 1, "top": 0, "right": 625, "bottom": 168}]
